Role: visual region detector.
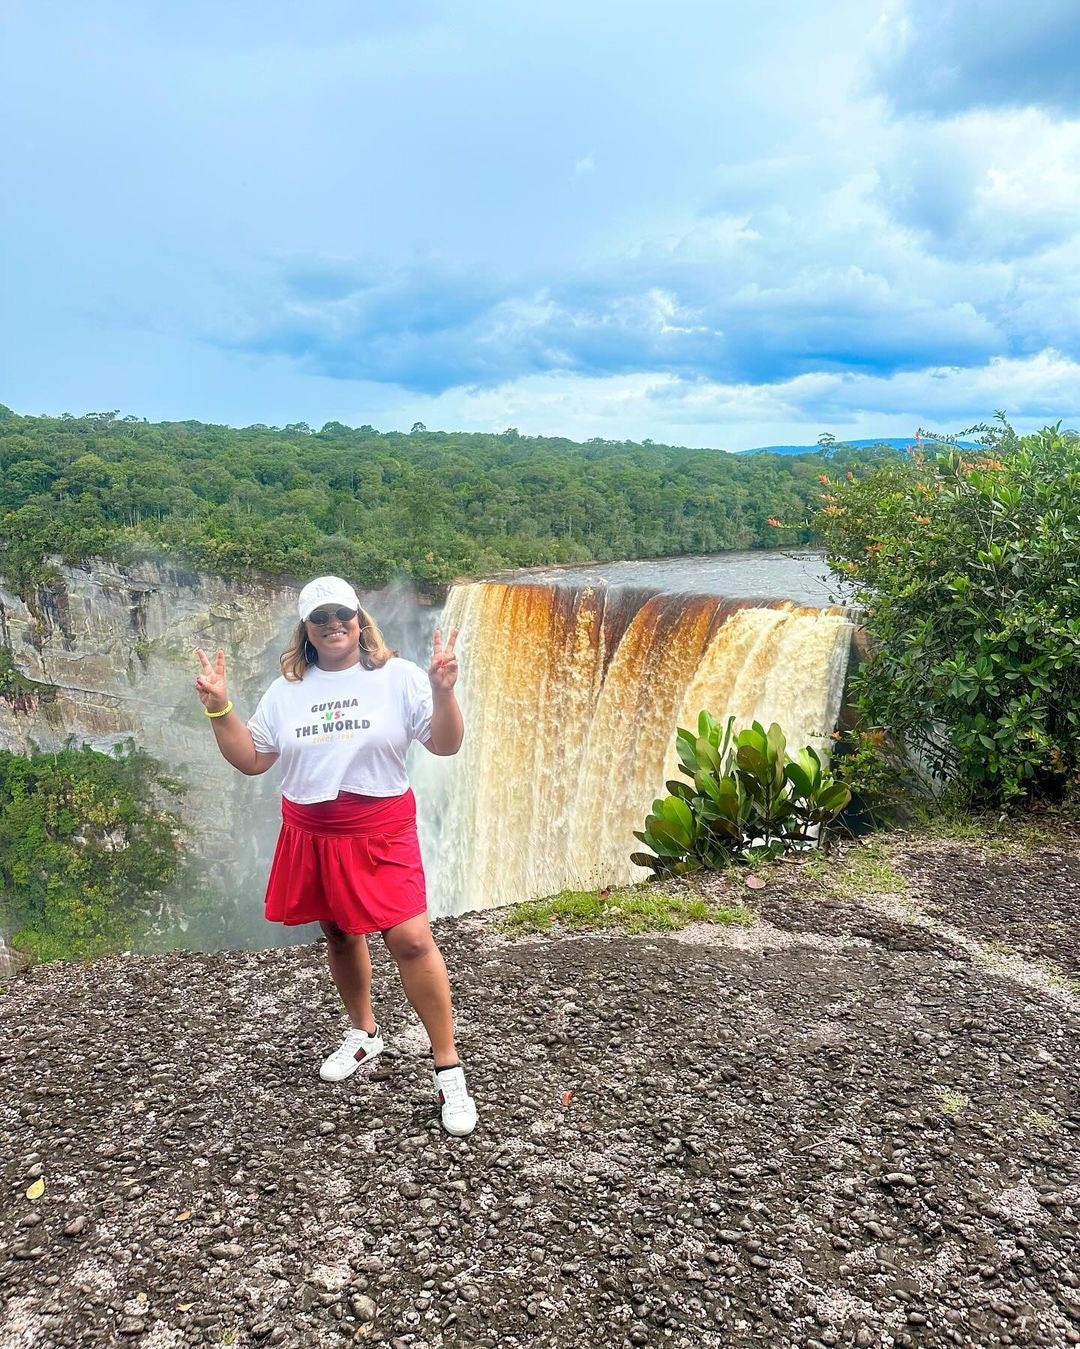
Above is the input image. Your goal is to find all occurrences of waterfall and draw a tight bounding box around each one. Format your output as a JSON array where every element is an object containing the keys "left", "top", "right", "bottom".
[{"left": 419, "top": 580, "right": 854, "bottom": 917}]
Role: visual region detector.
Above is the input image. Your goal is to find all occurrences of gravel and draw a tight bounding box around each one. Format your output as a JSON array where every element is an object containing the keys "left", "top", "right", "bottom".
[{"left": 1, "top": 834, "right": 1078, "bottom": 1348}]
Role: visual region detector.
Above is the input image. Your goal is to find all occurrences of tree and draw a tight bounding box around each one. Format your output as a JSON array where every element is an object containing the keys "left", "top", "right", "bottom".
[
  {"left": 0, "top": 741, "right": 187, "bottom": 961},
  {"left": 819, "top": 422, "right": 1080, "bottom": 807}
]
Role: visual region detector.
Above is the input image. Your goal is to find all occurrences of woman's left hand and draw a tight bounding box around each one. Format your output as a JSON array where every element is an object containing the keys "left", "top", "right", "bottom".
[{"left": 428, "top": 627, "right": 459, "bottom": 694}]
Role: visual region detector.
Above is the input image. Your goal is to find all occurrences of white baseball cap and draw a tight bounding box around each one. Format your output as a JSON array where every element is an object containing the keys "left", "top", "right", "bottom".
[{"left": 297, "top": 576, "right": 361, "bottom": 621}]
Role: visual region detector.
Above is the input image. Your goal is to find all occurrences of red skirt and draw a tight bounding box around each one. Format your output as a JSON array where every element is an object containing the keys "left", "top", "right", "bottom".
[{"left": 264, "top": 789, "right": 428, "bottom": 934}]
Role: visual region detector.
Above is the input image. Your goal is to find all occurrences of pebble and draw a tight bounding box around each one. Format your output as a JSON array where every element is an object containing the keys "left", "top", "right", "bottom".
[
  {"left": 351, "top": 1295, "right": 377, "bottom": 1322},
  {"left": 62, "top": 1216, "right": 88, "bottom": 1237},
  {"left": 209, "top": 1243, "right": 244, "bottom": 1259}
]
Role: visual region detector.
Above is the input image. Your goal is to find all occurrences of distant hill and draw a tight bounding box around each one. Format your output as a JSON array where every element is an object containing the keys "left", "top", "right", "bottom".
[{"left": 738, "top": 437, "right": 981, "bottom": 456}]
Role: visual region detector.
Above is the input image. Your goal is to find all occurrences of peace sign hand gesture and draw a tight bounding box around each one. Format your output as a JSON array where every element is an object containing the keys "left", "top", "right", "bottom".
[
  {"left": 194, "top": 647, "right": 230, "bottom": 713},
  {"left": 428, "top": 627, "right": 459, "bottom": 695}
]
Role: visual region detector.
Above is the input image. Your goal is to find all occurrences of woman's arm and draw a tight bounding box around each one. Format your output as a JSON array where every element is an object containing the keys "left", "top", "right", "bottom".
[
  {"left": 426, "top": 688, "right": 464, "bottom": 756},
  {"left": 424, "top": 627, "right": 464, "bottom": 756},
  {"left": 209, "top": 710, "right": 280, "bottom": 775},
  {"left": 195, "top": 646, "right": 279, "bottom": 775}
]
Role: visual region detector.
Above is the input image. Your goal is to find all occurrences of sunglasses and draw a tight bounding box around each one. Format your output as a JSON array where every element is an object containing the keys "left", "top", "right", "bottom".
[{"left": 306, "top": 607, "right": 358, "bottom": 625}]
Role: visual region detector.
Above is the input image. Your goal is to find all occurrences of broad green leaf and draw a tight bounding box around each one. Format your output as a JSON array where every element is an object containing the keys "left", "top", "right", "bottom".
[
  {"left": 648, "top": 816, "right": 692, "bottom": 850},
  {"left": 766, "top": 722, "right": 787, "bottom": 765},
  {"left": 661, "top": 796, "right": 694, "bottom": 836},
  {"left": 815, "top": 784, "right": 852, "bottom": 815},
  {"left": 736, "top": 724, "right": 767, "bottom": 757},
  {"left": 736, "top": 744, "right": 771, "bottom": 786},
  {"left": 695, "top": 736, "right": 722, "bottom": 774}
]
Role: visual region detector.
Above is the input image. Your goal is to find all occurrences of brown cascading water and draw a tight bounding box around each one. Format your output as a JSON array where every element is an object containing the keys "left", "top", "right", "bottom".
[{"left": 421, "top": 581, "right": 854, "bottom": 916}]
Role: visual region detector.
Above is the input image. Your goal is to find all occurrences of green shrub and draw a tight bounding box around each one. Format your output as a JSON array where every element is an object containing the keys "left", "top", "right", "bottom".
[
  {"left": 819, "top": 421, "right": 1080, "bottom": 807},
  {"left": 0, "top": 741, "right": 187, "bottom": 961},
  {"left": 631, "top": 711, "right": 851, "bottom": 875}
]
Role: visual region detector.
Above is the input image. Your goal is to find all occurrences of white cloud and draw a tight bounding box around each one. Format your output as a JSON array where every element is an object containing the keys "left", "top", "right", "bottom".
[
  {"left": 371, "top": 350, "right": 1080, "bottom": 448},
  {"left": 869, "top": 0, "right": 1080, "bottom": 115},
  {"left": 876, "top": 108, "right": 1080, "bottom": 259}
]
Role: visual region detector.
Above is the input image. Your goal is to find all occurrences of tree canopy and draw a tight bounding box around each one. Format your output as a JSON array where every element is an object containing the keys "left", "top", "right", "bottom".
[
  {"left": 0, "top": 740, "right": 187, "bottom": 961},
  {"left": 820, "top": 421, "right": 1080, "bottom": 808},
  {"left": 0, "top": 409, "right": 850, "bottom": 591}
]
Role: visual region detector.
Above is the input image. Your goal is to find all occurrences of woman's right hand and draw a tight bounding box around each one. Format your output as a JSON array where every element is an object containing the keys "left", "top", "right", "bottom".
[{"left": 194, "top": 647, "right": 230, "bottom": 712}]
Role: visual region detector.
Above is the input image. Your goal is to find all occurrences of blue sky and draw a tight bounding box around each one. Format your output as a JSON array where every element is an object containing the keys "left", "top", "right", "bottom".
[{"left": 3, "top": 0, "right": 1079, "bottom": 449}]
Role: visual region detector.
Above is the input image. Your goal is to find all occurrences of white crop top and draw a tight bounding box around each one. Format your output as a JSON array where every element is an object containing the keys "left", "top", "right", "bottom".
[{"left": 246, "top": 658, "right": 433, "bottom": 804}]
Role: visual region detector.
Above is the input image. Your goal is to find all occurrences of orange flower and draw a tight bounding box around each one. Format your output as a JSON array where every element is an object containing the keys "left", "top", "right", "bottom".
[
  {"left": 766, "top": 517, "right": 783, "bottom": 527},
  {"left": 914, "top": 515, "right": 930, "bottom": 524},
  {"left": 846, "top": 471, "right": 855, "bottom": 481},
  {"left": 818, "top": 473, "right": 830, "bottom": 484}
]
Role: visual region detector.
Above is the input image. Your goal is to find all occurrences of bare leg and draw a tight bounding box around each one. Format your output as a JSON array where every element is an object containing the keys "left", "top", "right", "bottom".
[
  {"left": 320, "top": 921, "right": 377, "bottom": 1033},
  {"left": 381, "top": 913, "right": 458, "bottom": 1065}
]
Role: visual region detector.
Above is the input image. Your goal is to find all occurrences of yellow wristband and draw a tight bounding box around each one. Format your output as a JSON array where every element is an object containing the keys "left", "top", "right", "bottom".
[{"left": 204, "top": 701, "right": 233, "bottom": 719}]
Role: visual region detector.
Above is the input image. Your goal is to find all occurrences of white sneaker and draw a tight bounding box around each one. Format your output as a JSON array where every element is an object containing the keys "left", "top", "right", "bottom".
[
  {"left": 433, "top": 1065, "right": 478, "bottom": 1136},
  {"left": 319, "top": 1025, "right": 385, "bottom": 1082}
]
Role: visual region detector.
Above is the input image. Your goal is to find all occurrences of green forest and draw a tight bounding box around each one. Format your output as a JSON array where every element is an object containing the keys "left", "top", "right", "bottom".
[
  {"left": 0, "top": 742, "right": 188, "bottom": 963},
  {"left": 0, "top": 406, "right": 859, "bottom": 592}
]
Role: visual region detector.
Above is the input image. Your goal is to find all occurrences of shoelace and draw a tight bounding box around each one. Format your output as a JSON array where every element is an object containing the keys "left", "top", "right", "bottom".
[
  {"left": 439, "top": 1070, "right": 469, "bottom": 1108},
  {"left": 341, "top": 1027, "right": 376, "bottom": 1055}
]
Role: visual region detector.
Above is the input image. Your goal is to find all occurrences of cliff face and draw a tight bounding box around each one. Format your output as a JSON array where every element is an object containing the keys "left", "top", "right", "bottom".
[
  {"left": 0, "top": 557, "right": 295, "bottom": 755},
  {"left": 0, "top": 557, "right": 301, "bottom": 945}
]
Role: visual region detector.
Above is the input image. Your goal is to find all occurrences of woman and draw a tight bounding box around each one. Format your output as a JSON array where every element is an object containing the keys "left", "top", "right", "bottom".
[{"left": 193, "top": 575, "right": 476, "bottom": 1136}]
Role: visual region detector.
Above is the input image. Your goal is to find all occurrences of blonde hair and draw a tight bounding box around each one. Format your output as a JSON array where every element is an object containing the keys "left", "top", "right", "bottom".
[{"left": 280, "top": 603, "right": 398, "bottom": 681}]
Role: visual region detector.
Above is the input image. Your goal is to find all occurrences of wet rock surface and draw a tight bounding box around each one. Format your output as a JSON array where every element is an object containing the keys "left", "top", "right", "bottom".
[
  {"left": 898, "top": 830, "right": 1080, "bottom": 975},
  {"left": 1, "top": 840, "right": 1078, "bottom": 1348}
]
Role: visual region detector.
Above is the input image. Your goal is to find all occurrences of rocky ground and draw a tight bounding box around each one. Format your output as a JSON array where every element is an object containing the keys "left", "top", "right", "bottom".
[{"left": 1, "top": 829, "right": 1078, "bottom": 1349}]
